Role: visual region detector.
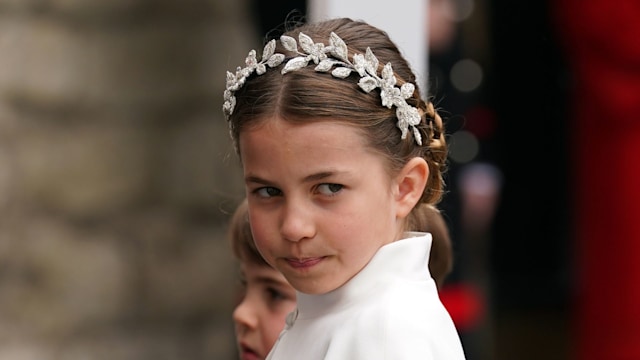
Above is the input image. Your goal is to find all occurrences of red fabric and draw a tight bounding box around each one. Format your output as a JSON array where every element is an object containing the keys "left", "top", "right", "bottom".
[
  {"left": 439, "top": 283, "right": 485, "bottom": 331},
  {"left": 554, "top": 1, "right": 640, "bottom": 359}
]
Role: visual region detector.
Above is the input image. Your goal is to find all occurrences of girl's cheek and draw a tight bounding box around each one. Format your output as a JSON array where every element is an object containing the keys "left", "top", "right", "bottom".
[
  {"left": 249, "top": 215, "right": 269, "bottom": 241},
  {"left": 251, "top": 231, "right": 266, "bottom": 250},
  {"left": 251, "top": 236, "right": 275, "bottom": 267},
  {"left": 251, "top": 226, "right": 272, "bottom": 250}
]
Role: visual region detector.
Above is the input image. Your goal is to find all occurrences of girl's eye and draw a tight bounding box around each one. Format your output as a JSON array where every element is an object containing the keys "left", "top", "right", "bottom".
[
  {"left": 266, "top": 287, "right": 288, "bottom": 302},
  {"left": 255, "top": 187, "right": 282, "bottom": 198},
  {"left": 238, "top": 273, "right": 247, "bottom": 288},
  {"left": 317, "top": 183, "right": 343, "bottom": 196}
]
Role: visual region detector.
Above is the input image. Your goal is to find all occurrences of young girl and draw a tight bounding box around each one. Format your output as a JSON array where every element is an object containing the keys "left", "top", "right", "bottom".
[
  {"left": 230, "top": 199, "right": 297, "bottom": 360},
  {"left": 224, "top": 17, "right": 466, "bottom": 359}
]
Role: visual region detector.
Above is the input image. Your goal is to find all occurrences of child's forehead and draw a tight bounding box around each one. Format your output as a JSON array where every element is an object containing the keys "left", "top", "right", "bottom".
[{"left": 240, "top": 116, "right": 395, "bottom": 182}]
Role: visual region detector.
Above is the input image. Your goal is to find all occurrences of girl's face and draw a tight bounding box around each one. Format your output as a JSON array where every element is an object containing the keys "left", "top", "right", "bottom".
[
  {"left": 233, "top": 262, "right": 297, "bottom": 360},
  {"left": 240, "top": 117, "right": 404, "bottom": 294}
]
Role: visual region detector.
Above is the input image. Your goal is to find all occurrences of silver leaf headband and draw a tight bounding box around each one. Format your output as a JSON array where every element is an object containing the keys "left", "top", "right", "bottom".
[{"left": 223, "top": 31, "right": 423, "bottom": 145}]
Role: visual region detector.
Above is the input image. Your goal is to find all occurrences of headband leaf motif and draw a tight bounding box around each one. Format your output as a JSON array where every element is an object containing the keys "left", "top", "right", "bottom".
[{"left": 223, "top": 32, "right": 423, "bottom": 145}]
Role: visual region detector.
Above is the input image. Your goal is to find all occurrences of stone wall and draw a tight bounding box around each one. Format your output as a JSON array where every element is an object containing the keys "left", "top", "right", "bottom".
[{"left": 0, "top": 0, "right": 258, "bottom": 359}]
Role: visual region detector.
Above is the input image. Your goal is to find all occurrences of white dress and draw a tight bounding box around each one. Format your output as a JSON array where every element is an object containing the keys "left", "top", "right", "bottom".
[{"left": 266, "top": 232, "right": 466, "bottom": 360}]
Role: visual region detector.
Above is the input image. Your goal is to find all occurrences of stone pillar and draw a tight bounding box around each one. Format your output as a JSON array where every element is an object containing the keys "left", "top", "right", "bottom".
[{"left": 0, "top": 0, "right": 257, "bottom": 359}]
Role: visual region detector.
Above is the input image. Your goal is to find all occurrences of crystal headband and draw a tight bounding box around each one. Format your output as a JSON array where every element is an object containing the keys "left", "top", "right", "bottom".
[{"left": 223, "top": 31, "right": 424, "bottom": 145}]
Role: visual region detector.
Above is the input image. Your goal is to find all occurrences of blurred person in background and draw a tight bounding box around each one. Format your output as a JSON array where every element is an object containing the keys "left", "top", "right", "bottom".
[
  {"left": 554, "top": 1, "right": 640, "bottom": 359},
  {"left": 230, "top": 199, "right": 297, "bottom": 360}
]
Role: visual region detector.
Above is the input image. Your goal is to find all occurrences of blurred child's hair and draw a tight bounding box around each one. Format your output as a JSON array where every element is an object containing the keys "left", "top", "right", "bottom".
[{"left": 229, "top": 199, "right": 269, "bottom": 266}]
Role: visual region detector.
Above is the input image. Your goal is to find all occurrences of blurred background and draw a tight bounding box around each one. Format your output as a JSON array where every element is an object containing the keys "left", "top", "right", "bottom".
[{"left": 0, "top": 0, "right": 638, "bottom": 359}]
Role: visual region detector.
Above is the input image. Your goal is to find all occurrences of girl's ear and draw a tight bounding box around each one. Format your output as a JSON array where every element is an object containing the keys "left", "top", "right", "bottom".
[{"left": 394, "top": 157, "right": 429, "bottom": 219}]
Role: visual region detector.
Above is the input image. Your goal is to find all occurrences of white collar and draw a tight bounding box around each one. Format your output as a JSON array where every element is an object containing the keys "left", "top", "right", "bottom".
[{"left": 294, "top": 232, "right": 433, "bottom": 320}]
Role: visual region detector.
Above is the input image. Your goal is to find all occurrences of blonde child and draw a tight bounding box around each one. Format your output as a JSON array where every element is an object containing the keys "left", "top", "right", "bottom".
[{"left": 224, "top": 17, "right": 465, "bottom": 359}]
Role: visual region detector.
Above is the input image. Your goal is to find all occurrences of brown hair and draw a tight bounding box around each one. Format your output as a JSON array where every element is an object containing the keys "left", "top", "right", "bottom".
[
  {"left": 228, "top": 18, "right": 448, "bottom": 226},
  {"left": 229, "top": 199, "right": 269, "bottom": 267},
  {"left": 410, "top": 204, "right": 453, "bottom": 288}
]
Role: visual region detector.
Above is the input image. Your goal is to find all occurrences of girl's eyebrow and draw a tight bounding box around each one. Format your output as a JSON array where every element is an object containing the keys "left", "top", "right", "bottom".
[
  {"left": 245, "top": 175, "right": 271, "bottom": 185},
  {"left": 302, "top": 171, "right": 334, "bottom": 183},
  {"left": 246, "top": 170, "right": 346, "bottom": 185}
]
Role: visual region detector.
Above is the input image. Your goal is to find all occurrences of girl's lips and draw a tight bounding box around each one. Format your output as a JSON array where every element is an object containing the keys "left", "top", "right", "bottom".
[
  {"left": 285, "top": 257, "right": 324, "bottom": 269},
  {"left": 239, "top": 343, "right": 262, "bottom": 360}
]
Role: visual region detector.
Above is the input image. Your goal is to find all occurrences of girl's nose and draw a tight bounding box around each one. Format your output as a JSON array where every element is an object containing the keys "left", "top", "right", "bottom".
[
  {"left": 280, "top": 201, "right": 315, "bottom": 243},
  {"left": 232, "top": 297, "right": 257, "bottom": 332}
]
